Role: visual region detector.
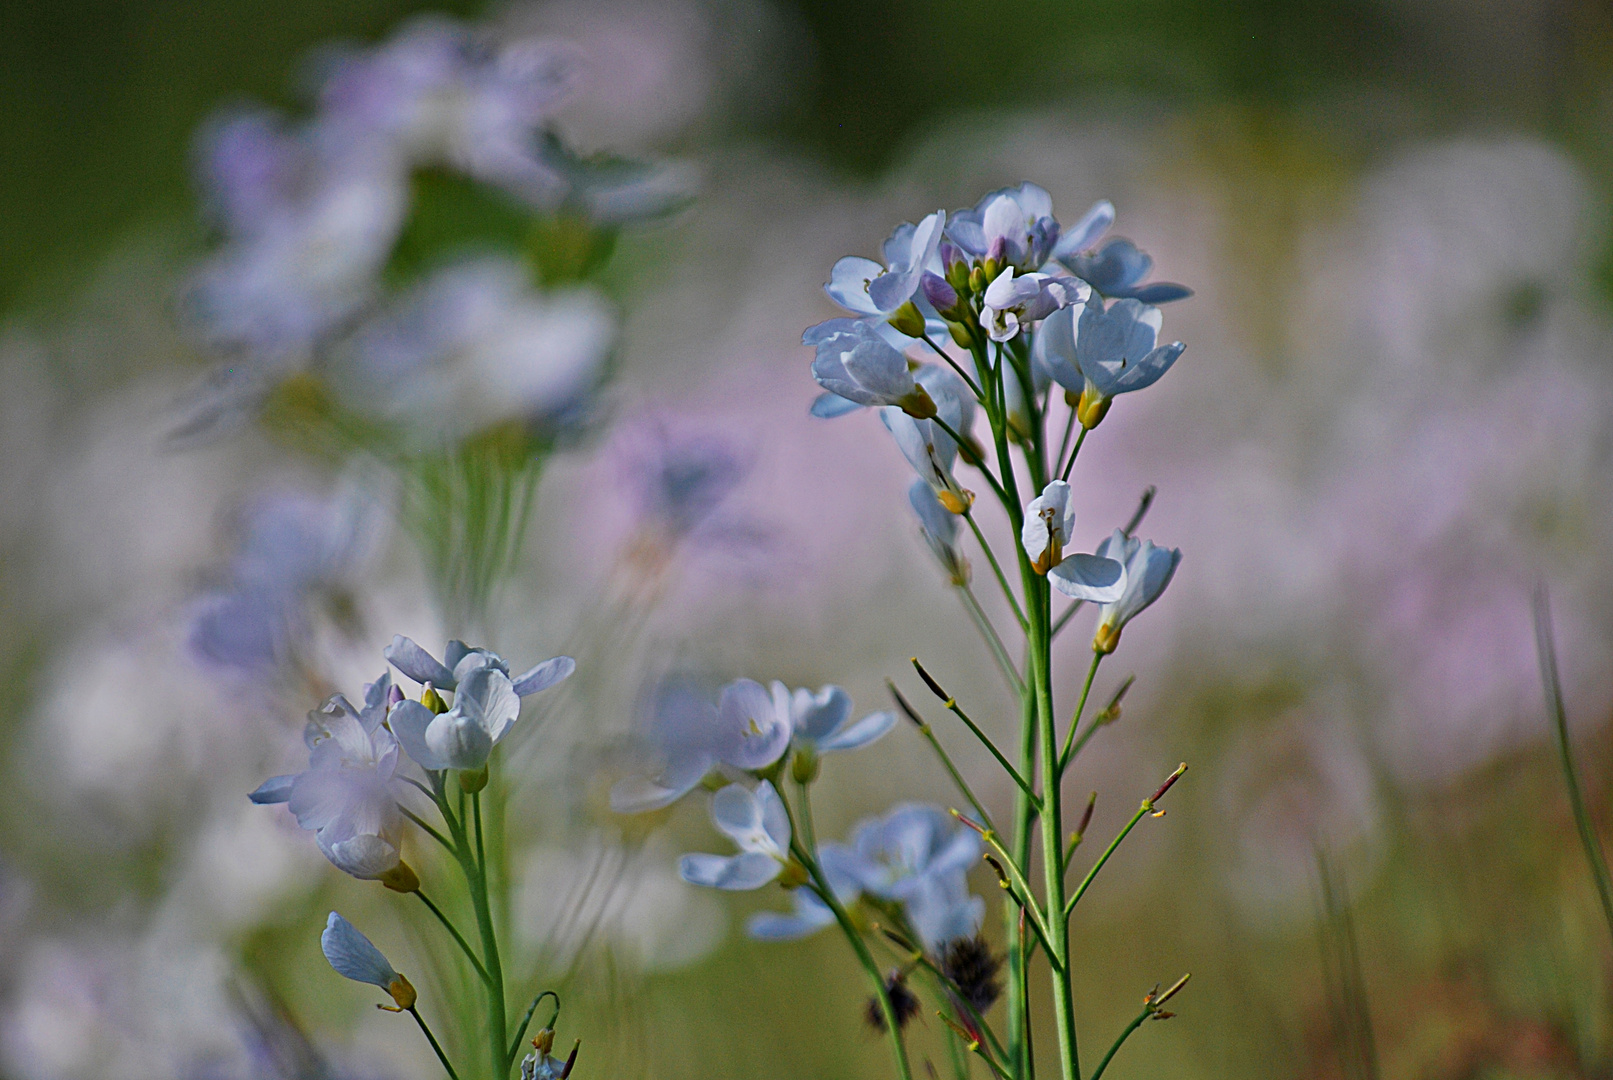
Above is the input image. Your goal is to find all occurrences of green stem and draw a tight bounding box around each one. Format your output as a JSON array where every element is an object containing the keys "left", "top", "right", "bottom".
[
  {"left": 466, "top": 789, "right": 509, "bottom": 1080},
  {"left": 506, "top": 991, "right": 559, "bottom": 1069},
  {"left": 416, "top": 891, "right": 490, "bottom": 984},
  {"left": 400, "top": 806, "right": 457, "bottom": 855},
  {"left": 912, "top": 660, "right": 1038, "bottom": 806},
  {"left": 923, "top": 333, "right": 984, "bottom": 399},
  {"left": 1535, "top": 587, "right": 1613, "bottom": 947},
  {"left": 964, "top": 511, "right": 1028, "bottom": 630},
  {"left": 958, "top": 583, "right": 1025, "bottom": 696},
  {"left": 409, "top": 1007, "right": 463, "bottom": 1080},
  {"left": 1087, "top": 1005, "right": 1150, "bottom": 1080},
  {"left": 1057, "top": 655, "right": 1104, "bottom": 772},
  {"left": 889, "top": 682, "right": 998, "bottom": 836},
  {"left": 788, "top": 794, "right": 915, "bottom": 1080},
  {"left": 1065, "top": 802, "right": 1151, "bottom": 919},
  {"left": 1059, "top": 428, "right": 1088, "bottom": 483}
]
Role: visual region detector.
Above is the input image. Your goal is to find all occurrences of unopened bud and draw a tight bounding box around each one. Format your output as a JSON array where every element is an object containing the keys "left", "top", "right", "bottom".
[
  {"left": 1092, "top": 622, "right": 1121, "bottom": 655},
  {"left": 921, "top": 272, "right": 959, "bottom": 313},
  {"left": 380, "top": 861, "right": 421, "bottom": 894},
  {"left": 386, "top": 973, "right": 417, "bottom": 1011},
  {"left": 889, "top": 301, "right": 927, "bottom": 338},
  {"left": 458, "top": 764, "right": 489, "bottom": 793},
  {"left": 947, "top": 320, "right": 977, "bottom": 349},
  {"left": 791, "top": 746, "right": 820, "bottom": 785},
  {"left": 968, "top": 265, "right": 988, "bottom": 294},
  {"left": 421, "top": 684, "right": 448, "bottom": 714},
  {"left": 387, "top": 684, "right": 405, "bottom": 706},
  {"left": 899, "top": 385, "right": 938, "bottom": 420}
]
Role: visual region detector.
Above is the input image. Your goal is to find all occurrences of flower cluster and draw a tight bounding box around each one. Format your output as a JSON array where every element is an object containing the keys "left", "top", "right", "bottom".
[
  {"left": 250, "top": 636, "right": 574, "bottom": 884},
  {"left": 175, "top": 15, "right": 689, "bottom": 446}
]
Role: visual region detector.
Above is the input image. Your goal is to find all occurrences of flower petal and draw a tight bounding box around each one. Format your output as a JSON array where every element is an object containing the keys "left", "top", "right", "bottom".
[
  {"left": 512, "top": 655, "right": 575, "bottom": 696},
  {"left": 249, "top": 774, "right": 296, "bottom": 804},
  {"left": 817, "top": 709, "right": 897, "bottom": 753},
  {"left": 678, "top": 851, "right": 781, "bottom": 890},
  {"left": 385, "top": 635, "right": 456, "bottom": 688},
  {"left": 1048, "top": 553, "right": 1127, "bottom": 602},
  {"left": 388, "top": 700, "right": 451, "bottom": 771},
  {"left": 321, "top": 912, "right": 397, "bottom": 988}
]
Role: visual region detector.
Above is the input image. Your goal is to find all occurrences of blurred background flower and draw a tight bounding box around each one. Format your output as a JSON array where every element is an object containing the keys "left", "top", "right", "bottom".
[{"left": 3, "top": 0, "right": 1613, "bottom": 1078}]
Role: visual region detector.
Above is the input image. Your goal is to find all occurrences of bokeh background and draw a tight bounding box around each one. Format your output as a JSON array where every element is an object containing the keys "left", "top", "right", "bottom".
[{"left": 3, "top": 1, "right": 1613, "bottom": 1078}]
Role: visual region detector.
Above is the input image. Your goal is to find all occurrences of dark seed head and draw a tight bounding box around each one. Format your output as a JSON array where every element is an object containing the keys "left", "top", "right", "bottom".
[
  {"left": 864, "top": 970, "right": 921, "bottom": 1032},
  {"left": 940, "top": 933, "right": 1004, "bottom": 1014}
]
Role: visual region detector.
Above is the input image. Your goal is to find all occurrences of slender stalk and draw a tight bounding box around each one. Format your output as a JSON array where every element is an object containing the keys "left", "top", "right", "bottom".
[
  {"left": 964, "top": 512, "right": 1028, "bottom": 630},
  {"left": 1065, "top": 766, "right": 1184, "bottom": 918},
  {"left": 1059, "top": 428, "right": 1088, "bottom": 483},
  {"left": 416, "top": 891, "right": 490, "bottom": 984},
  {"left": 1534, "top": 587, "right": 1613, "bottom": 947},
  {"left": 506, "top": 991, "right": 559, "bottom": 1069},
  {"left": 1057, "top": 655, "right": 1104, "bottom": 772},
  {"left": 1054, "top": 407, "right": 1077, "bottom": 475},
  {"left": 400, "top": 806, "right": 457, "bottom": 855},
  {"left": 933, "top": 415, "right": 1012, "bottom": 508},
  {"left": 409, "top": 1007, "right": 463, "bottom": 1080},
  {"left": 912, "top": 659, "right": 1038, "bottom": 806},
  {"left": 1006, "top": 664, "right": 1038, "bottom": 1080},
  {"left": 787, "top": 788, "right": 915, "bottom": 1080},
  {"left": 465, "top": 789, "right": 509, "bottom": 1080},
  {"left": 923, "top": 333, "right": 984, "bottom": 398},
  {"left": 958, "top": 582, "right": 1025, "bottom": 696},
  {"left": 889, "top": 681, "right": 999, "bottom": 836},
  {"left": 1087, "top": 1006, "right": 1150, "bottom": 1080}
]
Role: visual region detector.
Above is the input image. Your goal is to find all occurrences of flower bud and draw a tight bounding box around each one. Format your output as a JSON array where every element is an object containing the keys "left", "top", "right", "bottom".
[
  {"left": 968, "top": 265, "right": 988, "bottom": 294},
  {"left": 387, "top": 684, "right": 405, "bottom": 706},
  {"left": 380, "top": 861, "right": 421, "bottom": 894},
  {"left": 458, "top": 764, "right": 489, "bottom": 793},
  {"left": 888, "top": 301, "right": 927, "bottom": 338},
  {"left": 791, "top": 746, "right": 820, "bottom": 785},
  {"left": 921, "top": 272, "right": 959, "bottom": 313},
  {"left": 947, "top": 320, "right": 977, "bottom": 349},
  {"left": 385, "top": 973, "right": 418, "bottom": 1011},
  {"left": 898, "top": 384, "right": 938, "bottom": 420},
  {"left": 421, "top": 684, "right": 448, "bottom": 714}
]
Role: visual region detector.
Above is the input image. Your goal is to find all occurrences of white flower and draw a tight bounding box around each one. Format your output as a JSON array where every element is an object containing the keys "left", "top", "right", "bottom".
[
  {"left": 678, "top": 782, "right": 793, "bottom": 891},
  {"left": 1020, "top": 481, "right": 1127, "bottom": 601}
]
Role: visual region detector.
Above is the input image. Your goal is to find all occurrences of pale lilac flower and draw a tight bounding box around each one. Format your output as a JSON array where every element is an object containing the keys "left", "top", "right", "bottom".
[
  {"left": 1033, "top": 298, "right": 1183, "bottom": 427},
  {"left": 808, "top": 320, "right": 937, "bottom": 417},
  {"left": 775, "top": 682, "right": 896, "bottom": 757},
  {"left": 338, "top": 257, "right": 615, "bottom": 439},
  {"left": 881, "top": 364, "right": 976, "bottom": 511},
  {"left": 839, "top": 805, "right": 985, "bottom": 951},
  {"left": 249, "top": 677, "right": 409, "bottom": 882},
  {"left": 908, "top": 479, "right": 969, "bottom": 584},
  {"left": 318, "top": 17, "right": 583, "bottom": 204},
  {"left": 626, "top": 424, "right": 747, "bottom": 541},
  {"left": 1091, "top": 530, "right": 1182, "bottom": 653},
  {"left": 981, "top": 267, "right": 1088, "bottom": 342},
  {"left": 1048, "top": 200, "right": 1116, "bottom": 263},
  {"left": 187, "top": 485, "right": 378, "bottom": 676},
  {"left": 1020, "top": 480, "right": 1127, "bottom": 601},
  {"left": 320, "top": 912, "right": 416, "bottom": 1009},
  {"left": 610, "top": 677, "right": 792, "bottom": 813},
  {"left": 946, "top": 183, "right": 1061, "bottom": 271},
  {"left": 747, "top": 844, "right": 863, "bottom": 940},
  {"left": 825, "top": 211, "right": 946, "bottom": 320},
  {"left": 384, "top": 637, "right": 574, "bottom": 770},
  {"left": 678, "top": 781, "right": 793, "bottom": 890}
]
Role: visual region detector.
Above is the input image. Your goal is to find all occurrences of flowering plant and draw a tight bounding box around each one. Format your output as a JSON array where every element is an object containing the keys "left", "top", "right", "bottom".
[{"left": 611, "top": 183, "right": 1195, "bottom": 1080}]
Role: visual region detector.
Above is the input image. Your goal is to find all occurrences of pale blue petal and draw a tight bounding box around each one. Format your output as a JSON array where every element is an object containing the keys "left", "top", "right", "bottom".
[
  {"left": 715, "top": 679, "right": 791, "bottom": 770},
  {"left": 810, "top": 391, "right": 861, "bottom": 419},
  {"left": 710, "top": 782, "right": 762, "bottom": 839},
  {"left": 385, "top": 635, "right": 456, "bottom": 689},
  {"left": 747, "top": 893, "right": 836, "bottom": 940},
  {"left": 818, "top": 710, "right": 897, "bottom": 752},
  {"left": 1131, "top": 282, "right": 1193, "bottom": 304},
  {"left": 825, "top": 257, "right": 884, "bottom": 315},
  {"left": 1052, "top": 200, "right": 1115, "bottom": 259},
  {"left": 321, "top": 912, "right": 397, "bottom": 988},
  {"left": 1048, "top": 554, "right": 1127, "bottom": 603},
  {"left": 756, "top": 780, "right": 791, "bottom": 852},
  {"left": 388, "top": 700, "right": 451, "bottom": 771},
  {"left": 792, "top": 686, "right": 852, "bottom": 742},
  {"left": 249, "top": 774, "right": 296, "bottom": 804},
  {"left": 678, "top": 851, "right": 781, "bottom": 890},
  {"left": 512, "top": 656, "right": 575, "bottom": 696}
]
